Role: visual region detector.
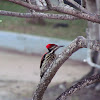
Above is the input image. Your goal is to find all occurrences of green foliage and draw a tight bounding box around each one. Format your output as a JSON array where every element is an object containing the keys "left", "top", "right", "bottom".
[
  {"left": 0, "top": 1, "right": 87, "bottom": 40},
  {"left": 0, "top": 0, "right": 27, "bottom": 12}
]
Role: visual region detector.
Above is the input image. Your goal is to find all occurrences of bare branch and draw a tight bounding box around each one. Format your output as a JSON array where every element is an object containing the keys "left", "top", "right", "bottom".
[
  {"left": 32, "top": 36, "right": 100, "bottom": 100},
  {"left": 7, "top": 0, "right": 100, "bottom": 23},
  {"left": 56, "top": 74, "right": 100, "bottom": 100},
  {"left": 45, "top": 0, "right": 52, "bottom": 9},
  {"left": 66, "top": 0, "right": 92, "bottom": 15},
  {"left": 32, "top": 36, "right": 83, "bottom": 100},
  {"left": 51, "top": 6, "right": 100, "bottom": 23},
  {"left": 36, "top": 0, "right": 47, "bottom": 7},
  {"left": 0, "top": 10, "right": 79, "bottom": 20},
  {"left": 26, "top": 0, "right": 35, "bottom": 12},
  {"left": 8, "top": 0, "right": 48, "bottom": 11},
  {"left": 38, "top": 0, "right": 47, "bottom": 7}
]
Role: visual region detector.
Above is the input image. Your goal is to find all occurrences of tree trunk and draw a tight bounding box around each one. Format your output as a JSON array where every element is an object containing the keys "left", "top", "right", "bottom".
[
  {"left": 96, "top": 0, "right": 100, "bottom": 65},
  {"left": 86, "top": 0, "right": 99, "bottom": 66},
  {"left": 81, "top": 0, "right": 100, "bottom": 90}
]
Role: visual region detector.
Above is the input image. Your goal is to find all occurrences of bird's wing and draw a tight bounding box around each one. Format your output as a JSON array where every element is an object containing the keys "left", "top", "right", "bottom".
[{"left": 40, "top": 52, "right": 47, "bottom": 68}]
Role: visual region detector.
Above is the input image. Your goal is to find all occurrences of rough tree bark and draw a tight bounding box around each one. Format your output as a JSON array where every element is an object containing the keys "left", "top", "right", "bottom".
[
  {"left": 26, "top": 0, "right": 46, "bottom": 25},
  {"left": 1, "top": 0, "right": 100, "bottom": 99},
  {"left": 81, "top": 0, "right": 100, "bottom": 90},
  {"left": 86, "top": 0, "right": 99, "bottom": 70}
]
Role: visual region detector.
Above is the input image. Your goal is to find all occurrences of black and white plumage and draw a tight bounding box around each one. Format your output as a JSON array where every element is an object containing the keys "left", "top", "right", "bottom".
[{"left": 40, "top": 44, "right": 64, "bottom": 79}]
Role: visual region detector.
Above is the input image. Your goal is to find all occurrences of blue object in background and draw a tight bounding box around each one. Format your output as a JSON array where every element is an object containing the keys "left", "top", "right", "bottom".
[{"left": 0, "top": 31, "right": 87, "bottom": 61}]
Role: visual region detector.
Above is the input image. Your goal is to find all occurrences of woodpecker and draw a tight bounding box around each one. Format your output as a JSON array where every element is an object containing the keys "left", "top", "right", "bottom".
[{"left": 40, "top": 44, "right": 64, "bottom": 79}]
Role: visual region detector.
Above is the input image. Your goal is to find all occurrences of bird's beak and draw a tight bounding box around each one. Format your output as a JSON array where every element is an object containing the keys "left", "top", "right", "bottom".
[
  {"left": 55, "top": 45, "right": 64, "bottom": 51},
  {"left": 58, "top": 45, "right": 64, "bottom": 48},
  {"left": 53, "top": 45, "right": 64, "bottom": 52}
]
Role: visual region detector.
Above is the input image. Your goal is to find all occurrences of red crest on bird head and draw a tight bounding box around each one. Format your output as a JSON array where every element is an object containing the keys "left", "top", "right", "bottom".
[{"left": 46, "top": 44, "right": 57, "bottom": 49}]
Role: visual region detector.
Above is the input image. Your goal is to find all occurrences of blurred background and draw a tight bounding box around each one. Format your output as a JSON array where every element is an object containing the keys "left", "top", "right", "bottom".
[
  {"left": 0, "top": 0, "right": 86, "bottom": 40},
  {"left": 0, "top": 0, "right": 98, "bottom": 100}
]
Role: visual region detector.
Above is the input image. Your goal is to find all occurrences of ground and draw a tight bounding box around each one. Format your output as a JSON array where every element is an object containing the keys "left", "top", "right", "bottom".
[{"left": 0, "top": 49, "right": 100, "bottom": 100}]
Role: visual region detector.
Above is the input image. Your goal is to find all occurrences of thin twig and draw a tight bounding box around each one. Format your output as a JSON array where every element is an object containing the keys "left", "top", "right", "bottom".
[
  {"left": 66, "top": 0, "right": 92, "bottom": 15},
  {"left": 45, "top": 0, "right": 100, "bottom": 23},
  {"left": 8, "top": 0, "right": 100, "bottom": 23},
  {"left": 56, "top": 74, "right": 100, "bottom": 100},
  {"left": 0, "top": 10, "right": 79, "bottom": 20},
  {"left": 51, "top": 6, "right": 100, "bottom": 23},
  {"left": 39, "top": 0, "right": 46, "bottom": 7},
  {"left": 8, "top": 0, "right": 48, "bottom": 11}
]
